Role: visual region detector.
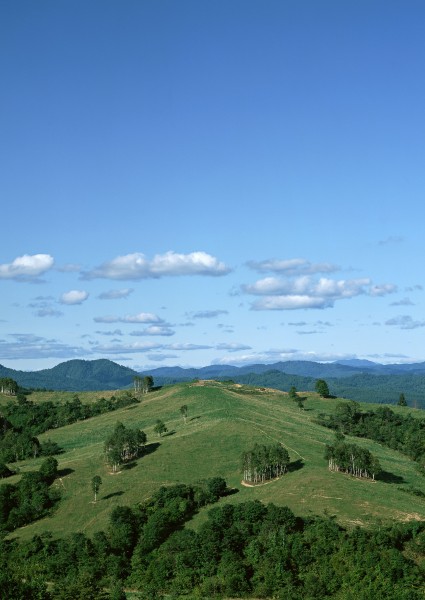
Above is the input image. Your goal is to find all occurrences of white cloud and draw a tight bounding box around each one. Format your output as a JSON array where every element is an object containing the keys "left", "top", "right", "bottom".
[
  {"left": 0, "top": 333, "right": 87, "bottom": 360},
  {"left": 130, "top": 326, "right": 175, "bottom": 337},
  {"left": 252, "top": 295, "right": 334, "bottom": 310},
  {"left": 244, "top": 274, "right": 396, "bottom": 311},
  {"left": 82, "top": 251, "right": 231, "bottom": 280},
  {"left": 60, "top": 290, "right": 89, "bottom": 305},
  {"left": 98, "top": 288, "right": 134, "bottom": 300},
  {"left": 369, "top": 284, "right": 398, "bottom": 296},
  {"left": 92, "top": 342, "right": 163, "bottom": 354},
  {"left": 215, "top": 343, "right": 252, "bottom": 352},
  {"left": 0, "top": 253, "right": 54, "bottom": 281},
  {"left": 94, "top": 312, "right": 163, "bottom": 324},
  {"left": 191, "top": 310, "right": 229, "bottom": 319},
  {"left": 167, "top": 343, "right": 213, "bottom": 351},
  {"left": 247, "top": 258, "right": 338, "bottom": 275}
]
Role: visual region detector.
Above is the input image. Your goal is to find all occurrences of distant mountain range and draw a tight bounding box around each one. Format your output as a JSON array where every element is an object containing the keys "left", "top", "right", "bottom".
[{"left": 1, "top": 358, "right": 425, "bottom": 407}]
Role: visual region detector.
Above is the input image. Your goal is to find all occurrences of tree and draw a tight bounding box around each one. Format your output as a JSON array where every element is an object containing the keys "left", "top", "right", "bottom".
[
  {"left": 288, "top": 386, "right": 298, "bottom": 401},
  {"left": 91, "top": 476, "right": 102, "bottom": 503},
  {"left": 315, "top": 379, "right": 330, "bottom": 398},
  {"left": 39, "top": 456, "right": 58, "bottom": 485},
  {"left": 180, "top": 405, "right": 188, "bottom": 423},
  {"left": 154, "top": 419, "right": 168, "bottom": 437},
  {"left": 398, "top": 393, "right": 407, "bottom": 407}
]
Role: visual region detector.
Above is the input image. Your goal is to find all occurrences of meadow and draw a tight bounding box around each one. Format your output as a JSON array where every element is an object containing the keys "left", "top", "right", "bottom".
[{"left": 5, "top": 380, "right": 425, "bottom": 540}]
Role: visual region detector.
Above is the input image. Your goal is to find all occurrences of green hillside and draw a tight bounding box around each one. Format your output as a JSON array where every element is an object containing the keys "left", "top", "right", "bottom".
[{"left": 6, "top": 381, "right": 424, "bottom": 541}]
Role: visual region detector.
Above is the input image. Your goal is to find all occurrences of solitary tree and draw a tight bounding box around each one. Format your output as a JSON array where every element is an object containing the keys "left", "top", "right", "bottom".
[
  {"left": 180, "top": 405, "right": 188, "bottom": 423},
  {"left": 398, "top": 393, "right": 407, "bottom": 407},
  {"left": 315, "top": 379, "right": 330, "bottom": 398},
  {"left": 154, "top": 419, "right": 168, "bottom": 437},
  {"left": 288, "top": 386, "right": 298, "bottom": 401},
  {"left": 91, "top": 475, "right": 102, "bottom": 502}
]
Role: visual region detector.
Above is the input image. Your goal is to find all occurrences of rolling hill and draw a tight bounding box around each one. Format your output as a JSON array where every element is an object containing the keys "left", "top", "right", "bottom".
[{"left": 5, "top": 380, "right": 425, "bottom": 541}]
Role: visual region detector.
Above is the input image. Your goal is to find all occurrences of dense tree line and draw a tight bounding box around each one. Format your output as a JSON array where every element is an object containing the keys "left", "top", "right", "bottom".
[
  {"left": 325, "top": 435, "right": 382, "bottom": 480},
  {"left": 0, "top": 413, "right": 61, "bottom": 467},
  {"left": 1, "top": 484, "right": 424, "bottom": 599},
  {"left": 1, "top": 391, "right": 140, "bottom": 438},
  {"left": 316, "top": 401, "right": 425, "bottom": 472},
  {"left": 242, "top": 443, "right": 290, "bottom": 484},
  {"left": 0, "top": 457, "right": 60, "bottom": 533}
]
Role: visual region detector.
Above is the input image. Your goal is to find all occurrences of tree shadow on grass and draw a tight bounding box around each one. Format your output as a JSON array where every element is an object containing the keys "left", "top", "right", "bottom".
[
  {"left": 162, "top": 430, "right": 176, "bottom": 437},
  {"left": 57, "top": 468, "right": 74, "bottom": 478},
  {"left": 190, "top": 416, "right": 201, "bottom": 422},
  {"left": 379, "top": 471, "right": 405, "bottom": 484},
  {"left": 142, "top": 442, "right": 161, "bottom": 456},
  {"left": 122, "top": 461, "right": 138, "bottom": 471},
  {"left": 103, "top": 491, "right": 124, "bottom": 500},
  {"left": 288, "top": 459, "right": 304, "bottom": 473}
]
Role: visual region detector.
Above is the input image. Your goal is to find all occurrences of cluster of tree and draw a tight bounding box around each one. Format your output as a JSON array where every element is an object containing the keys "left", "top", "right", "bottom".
[
  {"left": 1, "top": 490, "right": 424, "bottom": 599},
  {"left": 316, "top": 401, "right": 425, "bottom": 472},
  {"left": 133, "top": 375, "right": 154, "bottom": 394},
  {"left": 0, "top": 457, "right": 60, "bottom": 533},
  {"left": 104, "top": 422, "right": 147, "bottom": 473},
  {"left": 0, "top": 377, "right": 18, "bottom": 395},
  {"left": 325, "top": 434, "right": 382, "bottom": 480},
  {"left": 1, "top": 391, "right": 140, "bottom": 438},
  {"left": 241, "top": 443, "right": 290, "bottom": 484}
]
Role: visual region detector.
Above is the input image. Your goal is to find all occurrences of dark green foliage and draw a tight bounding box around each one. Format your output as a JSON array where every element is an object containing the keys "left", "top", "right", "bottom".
[
  {"left": 316, "top": 401, "right": 425, "bottom": 470},
  {"left": 242, "top": 443, "right": 290, "bottom": 484},
  {"left": 153, "top": 419, "right": 167, "bottom": 437},
  {"left": 0, "top": 459, "right": 60, "bottom": 532},
  {"left": 1, "top": 482, "right": 424, "bottom": 599},
  {"left": 104, "top": 422, "right": 147, "bottom": 472},
  {"left": 315, "top": 378, "right": 330, "bottom": 397},
  {"left": 398, "top": 392, "right": 407, "bottom": 406},
  {"left": 39, "top": 456, "right": 59, "bottom": 485},
  {"left": 325, "top": 437, "right": 382, "bottom": 479}
]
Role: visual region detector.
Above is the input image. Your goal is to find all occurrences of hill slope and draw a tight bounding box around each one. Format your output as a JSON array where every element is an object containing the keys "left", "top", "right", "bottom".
[{"left": 7, "top": 381, "right": 425, "bottom": 540}]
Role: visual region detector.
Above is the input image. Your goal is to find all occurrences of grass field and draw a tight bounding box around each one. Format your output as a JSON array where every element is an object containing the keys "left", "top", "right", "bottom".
[{"left": 5, "top": 380, "right": 425, "bottom": 540}]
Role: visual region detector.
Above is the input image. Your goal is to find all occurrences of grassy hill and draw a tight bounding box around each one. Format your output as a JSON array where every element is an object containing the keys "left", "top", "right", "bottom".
[{"left": 5, "top": 381, "right": 425, "bottom": 541}]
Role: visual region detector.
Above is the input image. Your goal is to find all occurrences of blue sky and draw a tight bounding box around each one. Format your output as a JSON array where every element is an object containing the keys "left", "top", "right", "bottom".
[{"left": 1, "top": 0, "right": 425, "bottom": 372}]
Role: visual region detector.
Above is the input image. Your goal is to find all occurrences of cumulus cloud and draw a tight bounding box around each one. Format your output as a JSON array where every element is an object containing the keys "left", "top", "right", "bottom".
[
  {"left": 82, "top": 251, "right": 231, "bottom": 280},
  {"left": 247, "top": 258, "right": 338, "bottom": 275},
  {"left": 94, "top": 312, "right": 163, "bottom": 324},
  {"left": 244, "top": 274, "right": 396, "bottom": 311},
  {"left": 385, "top": 315, "right": 425, "bottom": 330},
  {"left": 98, "top": 288, "right": 134, "bottom": 300},
  {"left": 60, "top": 290, "right": 89, "bottom": 305},
  {"left": 130, "top": 326, "right": 175, "bottom": 337},
  {"left": 0, "top": 253, "right": 54, "bottom": 281},
  {"left": 369, "top": 284, "right": 398, "bottom": 296}
]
